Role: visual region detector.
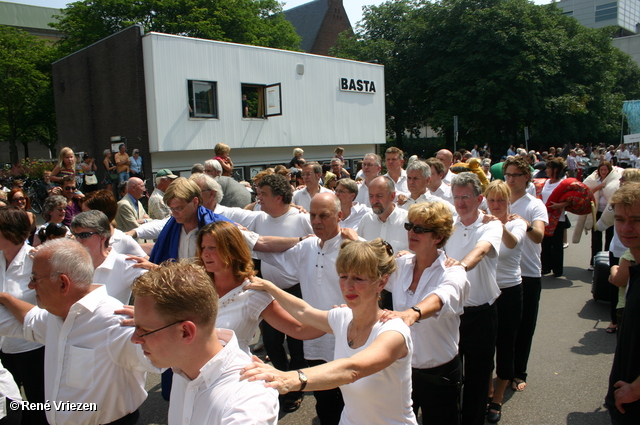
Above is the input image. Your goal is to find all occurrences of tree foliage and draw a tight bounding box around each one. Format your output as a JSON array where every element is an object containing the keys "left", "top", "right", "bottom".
[
  {"left": 52, "top": 0, "right": 301, "bottom": 55},
  {"left": 332, "top": 0, "right": 640, "bottom": 152},
  {"left": 0, "top": 26, "right": 56, "bottom": 165}
]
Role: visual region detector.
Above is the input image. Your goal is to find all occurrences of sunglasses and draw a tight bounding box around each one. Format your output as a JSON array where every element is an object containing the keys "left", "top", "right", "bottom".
[
  {"left": 404, "top": 222, "right": 435, "bottom": 234},
  {"left": 64, "top": 186, "right": 77, "bottom": 191},
  {"left": 73, "top": 232, "right": 98, "bottom": 240},
  {"left": 11, "top": 197, "right": 26, "bottom": 203}
]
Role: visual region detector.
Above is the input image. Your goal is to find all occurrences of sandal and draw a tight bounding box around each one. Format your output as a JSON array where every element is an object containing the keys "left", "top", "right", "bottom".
[
  {"left": 511, "top": 379, "right": 526, "bottom": 392},
  {"left": 606, "top": 326, "right": 617, "bottom": 334},
  {"left": 281, "top": 395, "right": 303, "bottom": 413},
  {"left": 486, "top": 402, "right": 502, "bottom": 423}
]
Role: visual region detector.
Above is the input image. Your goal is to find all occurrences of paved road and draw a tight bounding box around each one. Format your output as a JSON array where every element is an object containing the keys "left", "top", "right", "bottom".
[{"left": 138, "top": 218, "right": 617, "bottom": 425}]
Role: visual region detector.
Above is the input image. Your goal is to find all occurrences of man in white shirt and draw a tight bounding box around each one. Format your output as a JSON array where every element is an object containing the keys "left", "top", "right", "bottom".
[
  {"left": 444, "top": 172, "right": 502, "bottom": 425},
  {"left": 436, "top": 149, "right": 456, "bottom": 185},
  {"left": 131, "top": 260, "right": 278, "bottom": 425},
  {"left": 0, "top": 239, "right": 155, "bottom": 425},
  {"left": 115, "top": 177, "right": 150, "bottom": 232},
  {"left": 358, "top": 176, "right": 409, "bottom": 253},
  {"left": 503, "top": 156, "right": 548, "bottom": 392},
  {"left": 400, "top": 160, "right": 457, "bottom": 217},
  {"left": 148, "top": 169, "right": 177, "bottom": 219},
  {"left": 616, "top": 143, "right": 632, "bottom": 168},
  {"left": 426, "top": 158, "right": 453, "bottom": 204},
  {"left": 249, "top": 174, "right": 312, "bottom": 412},
  {"left": 384, "top": 147, "right": 409, "bottom": 194},
  {"left": 255, "top": 192, "right": 348, "bottom": 425},
  {"left": 292, "top": 162, "right": 332, "bottom": 211},
  {"left": 354, "top": 153, "right": 382, "bottom": 207}
]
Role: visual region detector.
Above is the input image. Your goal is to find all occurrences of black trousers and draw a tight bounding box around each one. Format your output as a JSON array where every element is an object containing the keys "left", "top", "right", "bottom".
[
  {"left": 306, "top": 359, "right": 344, "bottom": 425},
  {"left": 495, "top": 285, "right": 523, "bottom": 380},
  {"left": 513, "top": 276, "right": 542, "bottom": 382},
  {"left": 1, "top": 398, "right": 21, "bottom": 425},
  {"left": 542, "top": 222, "right": 564, "bottom": 276},
  {"left": 0, "top": 347, "right": 47, "bottom": 425},
  {"left": 412, "top": 356, "right": 461, "bottom": 425},
  {"left": 459, "top": 303, "right": 498, "bottom": 425}
]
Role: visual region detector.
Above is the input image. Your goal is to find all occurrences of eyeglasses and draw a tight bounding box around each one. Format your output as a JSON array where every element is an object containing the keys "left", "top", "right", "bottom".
[
  {"left": 335, "top": 190, "right": 351, "bottom": 195},
  {"left": 73, "top": 232, "right": 98, "bottom": 240},
  {"left": 452, "top": 195, "right": 473, "bottom": 202},
  {"left": 504, "top": 173, "right": 525, "bottom": 179},
  {"left": 362, "top": 163, "right": 378, "bottom": 167},
  {"left": 64, "top": 186, "right": 77, "bottom": 191},
  {"left": 404, "top": 222, "right": 436, "bottom": 234},
  {"left": 135, "top": 320, "right": 185, "bottom": 339},
  {"left": 11, "top": 197, "right": 26, "bottom": 203},
  {"left": 30, "top": 272, "right": 62, "bottom": 285},
  {"left": 301, "top": 173, "right": 316, "bottom": 177},
  {"left": 169, "top": 204, "right": 188, "bottom": 213}
]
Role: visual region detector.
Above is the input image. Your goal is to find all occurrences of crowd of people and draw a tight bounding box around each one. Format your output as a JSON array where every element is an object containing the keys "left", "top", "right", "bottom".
[{"left": 0, "top": 141, "right": 636, "bottom": 425}]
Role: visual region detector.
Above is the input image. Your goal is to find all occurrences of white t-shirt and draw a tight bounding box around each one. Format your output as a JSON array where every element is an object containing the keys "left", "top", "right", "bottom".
[
  {"left": 510, "top": 194, "right": 548, "bottom": 277},
  {"left": 169, "top": 329, "right": 278, "bottom": 425},
  {"left": 445, "top": 214, "right": 502, "bottom": 306},
  {"left": 292, "top": 186, "right": 332, "bottom": 211},
  {"left": 386, "top": 252, "right": 468, "bottom": 368},
  {"left": 494, "top": 219, "right": 527, "bottom": 289},
  {"left": 216, "top": 281, "right": 274, "bottom": 355},
  {"left": 328, "top": 307, "right": 417, "bottom": 425},
  {"left": 357, "top": 206, "right": 409, "bottom": 253},
  {"left": 214, "top": 204, "right": 260, "bottom": 228}
]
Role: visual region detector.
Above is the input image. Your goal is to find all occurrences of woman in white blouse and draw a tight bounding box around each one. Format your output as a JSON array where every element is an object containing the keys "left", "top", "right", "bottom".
[
  {"left": 381, "top": 201, "right": 469, "bottom": 425},
  {"left": 241, "top": 239, "right": 417, "bottom": 425},
  {"left": 484, "top": 181, "right": 527, "bottom": 423},
  {"left": 196, "top": 220, "right": 323, "bottom": 355}
]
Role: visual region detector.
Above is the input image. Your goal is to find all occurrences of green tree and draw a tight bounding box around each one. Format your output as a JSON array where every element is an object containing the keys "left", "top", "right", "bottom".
[
  {"left": 0, "top": 26, "right": 56, "bottom": 165},
  {"left": 52, "top": 0, "right": 301, "bottom": 55}
]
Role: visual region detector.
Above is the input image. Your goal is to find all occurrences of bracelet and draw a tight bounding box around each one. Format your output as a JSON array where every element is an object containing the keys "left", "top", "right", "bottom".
[
  {"left": 410, "top": 306, "right": 421, "bottom": 323},
  {"left": 299, "top": 236, "right": 303, "bottom": 242},
  {"left": 460, "top": 261, "right": 468, "bottom": 271},
  {"left": 296, "top": 369, "right": 308, "bottom": 391}
]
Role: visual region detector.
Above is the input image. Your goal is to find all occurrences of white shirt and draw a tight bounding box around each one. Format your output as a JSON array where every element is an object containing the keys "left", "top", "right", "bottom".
[
  {"left": 341, "top": 203, "right": 371, "bottom": 231},
  {"left": 0, "top": 360, "right": 21, "bottom": 420},
  {"left": 542, "top": 178, "right": 565, "bottom": 221},
  {"left": 214, "top": 204, "right": 260, "bottom": 228},
  {"left": 358, "top": 206, "right": 409, "bottom": 253},
  {"left": 249, "top": 208, "right": 313, "bottom": 287},
  {"left": 256, "top": 232, "right": 346, "bottom": 362},
  {"left": 386, "top": 252, "right": 468, "bottom": 368},
  {"left": 169, "top": 329, "right": 278, "bottom": 425},
  {"left": 432, "top": 183, "right": 453, "bottom": 204},
  {"left": 110, "top": 228, "right": 147, "bottom": 257},
  {"left": 292, "top": 185, "right": 332, "bottom": 211},
  {"left": 179, "top": 226, "right": 199, "bottom": 260},
  {"left": 445, "top": 214, "right": 502, "bottom": 306},
  {"left": 384, "top": 169, "right": 409, "bottom": 195},
  {"left": 0, "top": 242, "right": 43, "bottom": 354},
  {"left": 494, "top": 219, "right": 527, "bottom": 289},
  {"left": 399, "top": 192, "right": 457, "bottom": 220},
  {"left": 148, "top": 188, "right": 171, "bottom": 220},
  {"left": 328, "top": 308, "right": 417, "bottom": 425},
  {"left": 526, "top": 182, "right": 537, "bottom": 197},
  {"left": 355, "top": 181, "right": 371, "bottom": 207},
  {"left": 0, "top": 285, "right": 155, "bottom": 425},
  {"left": 93, "top": 249, "right": 147, "bottom": 304},
  {"left": 510, "top": 194, "right": 548, "bottom": 277},
  {"left": 216, "top": 281, "right": 274, "bottom": 355},
  {"left": 133, "top": 216, "right": 170, "bottom": 240},
  {"left": 442, "top": 170, "right": 456, "bottom": 185}
]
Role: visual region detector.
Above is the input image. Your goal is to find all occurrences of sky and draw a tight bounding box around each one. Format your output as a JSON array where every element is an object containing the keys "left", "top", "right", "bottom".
[{"left": 13, "top": 0, "right": 551, "bottom": 28}]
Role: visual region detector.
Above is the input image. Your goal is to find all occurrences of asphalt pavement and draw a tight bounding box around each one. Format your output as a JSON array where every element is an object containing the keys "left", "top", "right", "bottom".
[{"left": 137, "top": 215, "right": 618, "bottom": 425}]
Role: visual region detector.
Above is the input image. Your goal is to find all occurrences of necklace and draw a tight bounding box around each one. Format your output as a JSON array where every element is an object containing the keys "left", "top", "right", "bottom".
[{"left": 348, "top": 311, "right": 381, "bottom": 348}]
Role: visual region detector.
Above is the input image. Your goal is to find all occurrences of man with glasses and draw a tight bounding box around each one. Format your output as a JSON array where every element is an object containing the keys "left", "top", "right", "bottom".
[
  {"left": 444, "top": 172, "right": 502, "bottom": 425},
  {"left": 292, "top": 162, "right": 332, "bottom": 211},
  {"left": 502, "top": 156, "right": 547, "bottom": 393},
  {"left": 131, "top": 260, "right": 278, "bottom": 424},
  {"left": 0, "top": 238, "right": 156, "bottom": 425},
  {"left": 355, "top": 153, "right": 382, "bottom": 207},
  {"left": 115, "top": 177, "right": 150, "bottom": 233}
]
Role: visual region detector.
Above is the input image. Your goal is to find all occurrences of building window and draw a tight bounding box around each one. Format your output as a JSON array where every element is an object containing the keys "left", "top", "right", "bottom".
[
  {"left": 595, "top": 2, "right": 617, "bottom": 22},
  {"left": 241, "top": 83, "right": 282, "bottom": 118},
  {"left": 188, "top": 80, "right": 218, "bottom": 118}
]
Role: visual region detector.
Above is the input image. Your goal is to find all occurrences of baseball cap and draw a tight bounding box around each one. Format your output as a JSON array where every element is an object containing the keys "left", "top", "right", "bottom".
[{"left": 156, "top": 169, "right": 178, "bottom": 179}]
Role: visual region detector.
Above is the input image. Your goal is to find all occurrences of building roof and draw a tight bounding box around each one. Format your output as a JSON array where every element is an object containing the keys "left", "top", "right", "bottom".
[
  {"left": 0, "top": 1, "right": 61, "bottom": 30},
  {"left": 284, "top": 0, "right": 329, "bottom": 52}
]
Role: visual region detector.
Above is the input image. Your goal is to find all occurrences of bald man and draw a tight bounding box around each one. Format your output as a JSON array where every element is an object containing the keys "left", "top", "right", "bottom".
[{"left": 436, "top": 149, "right": 456, "bottom": 185}]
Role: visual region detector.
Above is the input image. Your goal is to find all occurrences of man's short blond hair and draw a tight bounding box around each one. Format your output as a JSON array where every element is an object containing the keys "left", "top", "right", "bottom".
[{"left": 164, "top": 177, "right": 202, "bottom": 206}]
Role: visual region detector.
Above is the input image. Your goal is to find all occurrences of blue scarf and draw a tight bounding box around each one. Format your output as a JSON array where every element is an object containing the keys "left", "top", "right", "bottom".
[{"left": 149, "top": 206, "right": 232, "bottom": 264}]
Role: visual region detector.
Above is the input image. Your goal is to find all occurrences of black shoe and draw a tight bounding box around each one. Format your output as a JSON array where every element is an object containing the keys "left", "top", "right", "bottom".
[{"left": 487, "top": 402, "right": 502, "bottom": 423}]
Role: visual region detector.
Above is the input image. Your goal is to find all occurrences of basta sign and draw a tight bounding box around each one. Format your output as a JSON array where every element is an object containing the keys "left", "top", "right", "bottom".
[{"left": 340, "top": 78, "right": 376, "bottom": 93}]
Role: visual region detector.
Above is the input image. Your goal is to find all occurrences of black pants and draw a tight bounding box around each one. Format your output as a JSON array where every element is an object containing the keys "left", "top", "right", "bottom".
[
  {"left": 0, "top": 348, "right": 47, "bottom": 425},
  {"left": 412, "top": 356, "right": 461, "bottom": 425},
  {"left": 459, "top": 303, "right": 497, "bottom": 425},
  {"left": 495, "top": 285, "right": 523, "bottom": 380},
  {"left": 590, "top": 211, "right": 614, "bottom": 265},
  {"left": 542, "top": 222, "right": 564, "bottom": 276},
  {"left": 1, "top": 398, "right": 21, "bottom": 425},
  {"left": 513, "top": 276, "right": 542, "bottom": 382},
  {"left": 306, "top": 359, "right": 344, "bottom": 425}
]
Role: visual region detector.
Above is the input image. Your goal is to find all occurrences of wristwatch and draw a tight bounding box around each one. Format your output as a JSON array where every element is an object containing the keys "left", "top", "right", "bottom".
[
  {"left": 296, "top": 369, "right": 308, "bottom": 391},
  {"left": 410, "top": 306, "right": 422, "bottom": 323},
  {"left": 526, "top": 222, "right": 534, "bottom": 232}
]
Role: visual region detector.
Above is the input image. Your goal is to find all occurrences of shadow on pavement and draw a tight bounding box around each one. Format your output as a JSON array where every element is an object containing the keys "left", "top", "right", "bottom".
[
  {"left": 570, "top": 330, "right": 616, "bottom": 356},
  {"left": 566, "top": 407, "right": 610, "bottom": 425},
  {"left": 577, "top": 298, "right": 611, "bottom": 321}
]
